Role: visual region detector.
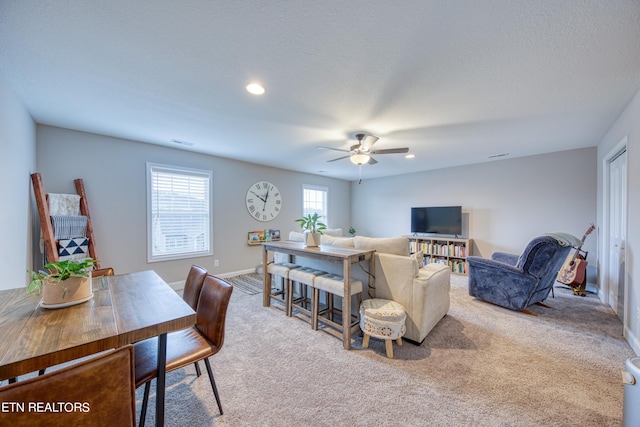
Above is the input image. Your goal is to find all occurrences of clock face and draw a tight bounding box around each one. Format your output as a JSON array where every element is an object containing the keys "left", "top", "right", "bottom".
[{"left": 246, "top": 181, "right": 282, "bottom": 222}]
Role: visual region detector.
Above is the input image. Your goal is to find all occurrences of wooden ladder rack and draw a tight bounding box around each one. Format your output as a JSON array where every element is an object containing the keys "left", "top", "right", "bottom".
[{"left": 31, "top": 173, "right": 112, "bottom": 276}]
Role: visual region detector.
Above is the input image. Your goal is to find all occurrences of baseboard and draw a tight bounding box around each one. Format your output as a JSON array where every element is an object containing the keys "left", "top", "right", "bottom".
[
  {"left": 169, "top": 280, "right": 185, "bottom": 292},
  {"left": 168, "top": 268, "right": 257, "bottom": 292},
  {"left": 625, "top": 325, "right": 640, "bottom": 356}
]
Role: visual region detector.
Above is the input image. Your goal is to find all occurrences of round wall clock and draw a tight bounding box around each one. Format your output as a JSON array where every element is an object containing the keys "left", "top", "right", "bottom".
[{"left": 246, "top": 181, "right": 282, "bottom": 222}]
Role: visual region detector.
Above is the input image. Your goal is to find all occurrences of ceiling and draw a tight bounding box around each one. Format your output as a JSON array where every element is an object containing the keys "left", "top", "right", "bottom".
[{"left": 1, "top": 1, "right": 640, "bottom": 181}]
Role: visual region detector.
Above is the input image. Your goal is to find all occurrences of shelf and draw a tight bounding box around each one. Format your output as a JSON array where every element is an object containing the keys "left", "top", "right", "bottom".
[{"left": 407, "top": 235, "right": 472, "bottom": 275}]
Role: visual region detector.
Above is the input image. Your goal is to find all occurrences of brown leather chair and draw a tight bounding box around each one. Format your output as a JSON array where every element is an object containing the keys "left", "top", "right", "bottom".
[
  {"left": 0, "top": 345, "right": 136, "bottom": 427},
  {"left": 180, "top": 264, "right": 208, "bottom": 377},
  {"left": 182, "top": 264, "right": 208, "bottom": 310},
  {"left": 135, "top": 275, "right": 233, "bottom": 426}
]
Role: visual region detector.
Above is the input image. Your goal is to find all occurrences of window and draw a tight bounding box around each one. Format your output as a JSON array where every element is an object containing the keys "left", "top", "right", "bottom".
[
  {"left": 302, "top": 184, "right": 328, "bottom": 225},
  {"left": 147, "top": 163, "right": 212, "bottom": 262}
]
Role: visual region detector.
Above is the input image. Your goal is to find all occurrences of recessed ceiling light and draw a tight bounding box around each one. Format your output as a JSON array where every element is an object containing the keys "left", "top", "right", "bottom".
[
  {"left": 246, "top": 83, "right": 266, "bottom": 95},
  {"left": 405, "top": 154, "right": 415, "bottom": 159}
]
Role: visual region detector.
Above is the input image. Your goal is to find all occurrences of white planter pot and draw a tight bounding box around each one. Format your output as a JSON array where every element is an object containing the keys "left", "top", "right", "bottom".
[
  {"left": 42, "top": 276, "right": 93, "bottom": 308},
  {"left": 304, "top": 232, "right": 321, "bottom": 247}
]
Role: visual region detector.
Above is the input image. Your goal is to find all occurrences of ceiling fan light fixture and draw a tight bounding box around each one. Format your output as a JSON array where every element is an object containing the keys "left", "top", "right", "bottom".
[{"left": 350, "top": 153, "right": 370, "bottom": 165}]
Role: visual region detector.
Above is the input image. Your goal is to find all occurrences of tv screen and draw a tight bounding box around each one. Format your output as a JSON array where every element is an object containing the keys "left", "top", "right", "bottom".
[{"left": 411, "top": 206, "right": 462, "bottom": 236}]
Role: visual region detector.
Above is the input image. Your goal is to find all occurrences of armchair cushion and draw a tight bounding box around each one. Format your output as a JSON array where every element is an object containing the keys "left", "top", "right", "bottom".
[{"left": 373, "top": 253, "right": 450, "bottom": 343}]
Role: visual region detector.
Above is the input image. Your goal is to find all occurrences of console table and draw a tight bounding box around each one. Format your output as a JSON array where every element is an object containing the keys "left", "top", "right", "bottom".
[{"left": 262, "top": 240, "right": 375, "bottom": 349}]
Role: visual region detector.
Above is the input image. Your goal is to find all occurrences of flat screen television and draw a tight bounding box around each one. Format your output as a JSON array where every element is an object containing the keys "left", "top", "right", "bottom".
[{"left": 411, "top": 206, "right": 462, "bottom": 236}]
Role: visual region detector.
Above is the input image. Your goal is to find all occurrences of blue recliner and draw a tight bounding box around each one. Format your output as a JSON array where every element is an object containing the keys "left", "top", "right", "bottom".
[{"left": 467, "top": 234, "right": 580, "bottom": 311}]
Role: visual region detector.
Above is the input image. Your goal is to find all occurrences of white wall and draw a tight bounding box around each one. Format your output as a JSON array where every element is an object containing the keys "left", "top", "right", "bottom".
[
  {"left": 597, "top": 88, "right": 640, "bottom": 354},
  {"left": 0, "top": 74, "right": 36, "bottom": 290},
  {"left": 35, "top": 125, "right": 351, "bottom": 285},
  {"left": 351, "top": 148, "right": 597, "bottom": 263}
]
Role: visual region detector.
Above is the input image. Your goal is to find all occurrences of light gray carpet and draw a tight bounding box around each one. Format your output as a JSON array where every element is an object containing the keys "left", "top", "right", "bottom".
[{"left": 137, "top": 275, "right": 634, "bottom": 426}]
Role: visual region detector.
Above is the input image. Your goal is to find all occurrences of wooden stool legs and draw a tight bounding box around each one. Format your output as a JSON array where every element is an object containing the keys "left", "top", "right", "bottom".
[{"left": 361, "top": 333, "right": 402, "bottom": 359}]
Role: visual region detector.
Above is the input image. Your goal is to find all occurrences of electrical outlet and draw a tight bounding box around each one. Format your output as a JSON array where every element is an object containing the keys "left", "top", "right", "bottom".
[{"left": 214, "top": 260, "right": 219, "bottom": 267}]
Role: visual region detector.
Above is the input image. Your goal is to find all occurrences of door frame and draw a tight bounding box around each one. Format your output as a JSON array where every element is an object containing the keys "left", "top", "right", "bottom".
[{"left": 601, "top": 136, "right": 628, "bottom": 331}]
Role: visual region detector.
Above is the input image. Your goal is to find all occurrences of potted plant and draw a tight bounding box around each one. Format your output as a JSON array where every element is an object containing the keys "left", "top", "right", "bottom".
[
  {"left": 27, "top": 258, "right": 97, "bottom": 308},
  {"left": 348, "top": 227, "right": 356, "bottom": 237},
  {"left": 295, "top": 213, "right": 327, "bottom": 247}
]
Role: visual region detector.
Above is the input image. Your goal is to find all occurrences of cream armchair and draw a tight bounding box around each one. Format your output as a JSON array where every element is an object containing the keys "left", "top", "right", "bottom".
[{"left": 353, "top": 236, "right": 451, "bottom": 345}]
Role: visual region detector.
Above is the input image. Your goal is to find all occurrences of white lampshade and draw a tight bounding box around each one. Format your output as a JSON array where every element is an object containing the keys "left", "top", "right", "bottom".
[{"left": 350, "top": 153, "right": 370, "bottom": 165}]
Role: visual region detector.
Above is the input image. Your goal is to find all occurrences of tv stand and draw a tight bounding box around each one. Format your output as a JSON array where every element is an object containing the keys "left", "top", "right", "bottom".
[{"left": 406, "top": 235, "right": 472, "bottom": 275}]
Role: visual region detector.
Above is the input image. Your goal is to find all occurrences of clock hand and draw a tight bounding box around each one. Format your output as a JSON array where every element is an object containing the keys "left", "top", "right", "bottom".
[
  {"left": 250, "top": 191, "right": 266, "bottom": 203},
  {"left": 263, "top": 186, "right": 271, "bottom": 211}
]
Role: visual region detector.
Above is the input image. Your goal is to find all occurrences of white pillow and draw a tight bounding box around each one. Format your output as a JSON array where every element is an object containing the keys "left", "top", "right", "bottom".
[
  {"left": 354, "top": 236, "right": 410, "bottom": 256},
  {"left": 321, "top": 235, "right": 355, "bottom": 248},
  {"left": 288, "top": 231, "right": 305, "bottom": 242},
  {"left": 411, "top": 250, "right": 425, "bottom": 267},
  {"left": 323, "top": 228, "right": 343, "bottom": 237}
]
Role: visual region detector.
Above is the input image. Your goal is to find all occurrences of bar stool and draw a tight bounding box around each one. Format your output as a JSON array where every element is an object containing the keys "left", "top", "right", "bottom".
[
  {"left": 267, "top": 261, "right": 301, "bottom": 307},
  {"left": 312, "top": 274, "right": 363, "bottom": 333},
  {"left": 288, "top": 267, "right": 327, "bottom": 320}
]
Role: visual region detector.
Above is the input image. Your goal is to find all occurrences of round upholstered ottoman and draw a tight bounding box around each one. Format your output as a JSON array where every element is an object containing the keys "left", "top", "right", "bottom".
[{"left": 359, "top": 298, "right": 407, "bottom": 358}]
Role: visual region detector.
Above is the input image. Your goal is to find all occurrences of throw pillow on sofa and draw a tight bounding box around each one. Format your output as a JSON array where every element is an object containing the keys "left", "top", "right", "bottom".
[{"left": 320, "top": 235, "right": 355, "bottom": 247}]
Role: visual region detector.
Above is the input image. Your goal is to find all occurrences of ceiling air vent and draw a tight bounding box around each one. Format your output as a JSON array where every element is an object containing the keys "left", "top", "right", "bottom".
[{"left": 170, "top": 139, "right": 194, "bottom": 147}]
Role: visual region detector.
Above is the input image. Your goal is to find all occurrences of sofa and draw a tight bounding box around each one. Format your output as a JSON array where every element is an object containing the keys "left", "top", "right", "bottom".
[{"left": 284, "top": 232, "right": 451, "bottom": 344}]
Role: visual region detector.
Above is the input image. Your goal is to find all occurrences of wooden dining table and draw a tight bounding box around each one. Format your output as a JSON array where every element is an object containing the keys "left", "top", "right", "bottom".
[
  {"left": 0, "top": 270, "right": 196, "bottom": 427},
  {"left": 262, "top": 240, "right": 375, "bottom": 349}
]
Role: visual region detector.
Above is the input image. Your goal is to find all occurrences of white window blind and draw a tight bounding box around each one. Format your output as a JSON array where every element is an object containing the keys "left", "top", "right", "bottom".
[
  {"left": 147, "top": 163, "right": 212, "bottom": 262},
  {"left": 302, "top": 184, "right": 328, "bottom": 225}
]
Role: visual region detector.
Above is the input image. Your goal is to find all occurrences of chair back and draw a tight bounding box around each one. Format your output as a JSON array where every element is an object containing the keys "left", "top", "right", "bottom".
[
  {"left": 196, "top": 275, "right": 233, "bottom": 350},
  {"left": 516, "top": 235, "right": 574, "bottom": 299},
  {"left": 182, "top": 264, "right": 208, "bottom": 310},
  {"left": 0, "top": 345, "right": 136, "bottom": 427}
]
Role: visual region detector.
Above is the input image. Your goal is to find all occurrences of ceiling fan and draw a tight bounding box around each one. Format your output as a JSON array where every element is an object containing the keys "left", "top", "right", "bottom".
[{"left": 317, "top": 133, "right": 409, "bottom": 165}]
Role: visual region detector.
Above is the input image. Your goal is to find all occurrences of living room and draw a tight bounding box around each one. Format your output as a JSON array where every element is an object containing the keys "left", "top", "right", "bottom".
[{"left": 1, "top": 2, "right": 640, "bottom": 425}]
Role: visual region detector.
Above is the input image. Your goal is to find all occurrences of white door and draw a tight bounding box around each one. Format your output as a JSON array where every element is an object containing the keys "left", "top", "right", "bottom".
[{"left": 607, "top": 149, "right": 627, "bottom": 319}]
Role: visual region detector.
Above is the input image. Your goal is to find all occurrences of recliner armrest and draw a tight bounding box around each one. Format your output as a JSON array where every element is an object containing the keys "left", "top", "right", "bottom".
[
  {"left": 467, "top": 256, "right": 523, "bottom": 275},
  {"left": 490, "top": 252, "right": 519, "bottom": 266}
]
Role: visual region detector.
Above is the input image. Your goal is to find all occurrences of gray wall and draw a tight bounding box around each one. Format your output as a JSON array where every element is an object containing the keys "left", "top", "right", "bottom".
[
  {"left": 351, "top": 147, "right": 597, "bottom": 264},
  {"left": 597, "top": 87, "right": 640, "bottom": 354},
  {"left": 0, "top": 74, "right": 36, "bottom": 290},
  {"left": 35, "top": 125, "right": 351, "bottom": 284}
]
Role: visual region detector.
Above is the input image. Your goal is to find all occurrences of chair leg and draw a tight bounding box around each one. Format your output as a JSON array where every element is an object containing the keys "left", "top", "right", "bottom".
[
  {"left": 362, "top": 334, "right": 370, "bottom": 349},
  {"left": 194, "top": 361, "right": 201, "bottom": 377},
  {"left": 385, "top": 339, "right": 394, "bottom": 359},
  {"left": 311, "top": 288, "right": 319, "bottom": 330},
  {"left": 139, "top": 381, "right": 151, "bottom": 427},
  {"left": 286, "top": 279, "right": 294, "bottom": 317},
  {"left": 204, "top": 358, "right": 223, "bottom": 415}
]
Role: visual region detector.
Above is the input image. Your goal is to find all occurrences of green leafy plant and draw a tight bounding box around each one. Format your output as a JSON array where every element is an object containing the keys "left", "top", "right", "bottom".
[
  {"left": 27, "top": 258, "right": 97, "bottom": 298},
  {"left": 348, "top": 227, "right": 356, "bottom": 236},
  {"left": 295, "top": 213, "right": 327, "bottom": 234}
]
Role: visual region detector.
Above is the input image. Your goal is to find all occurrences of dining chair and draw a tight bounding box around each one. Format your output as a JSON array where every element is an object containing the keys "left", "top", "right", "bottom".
[
  {"left": 0, "top": 345, "right": 136, "bottom": 427},
  {"left": 181, "top": 264, "right": 208, "bottom": 310},
  {"left": 135, "top": 275, "right": 233, "bottom": 426}
]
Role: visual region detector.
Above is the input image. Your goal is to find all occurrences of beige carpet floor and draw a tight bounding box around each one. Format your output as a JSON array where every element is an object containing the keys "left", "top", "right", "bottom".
[{"left": 136, "top": 275, "right": 635, "bottom": 426}]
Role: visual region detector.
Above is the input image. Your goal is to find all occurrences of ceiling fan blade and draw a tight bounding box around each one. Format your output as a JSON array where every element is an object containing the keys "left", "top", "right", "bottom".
[
  {"left": 367, "top": 156, "right": 378, "bottom": 165},
  {"left": 316, "top": 146, "right": 350, "bottom": 153},
  {"left": 370, "top": 147, "right": 409, "bottom": 155},
  {"left": 327, "top": 155, "right": 351, "bottom": 162},
  {"left": 360, "top": 135, "right": 379, "bottom": 150}
]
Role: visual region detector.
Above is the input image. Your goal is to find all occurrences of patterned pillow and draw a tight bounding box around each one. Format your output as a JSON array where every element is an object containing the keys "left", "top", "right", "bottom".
[{"left": 411, "top": 250, "right": 425, "bottom": 267}]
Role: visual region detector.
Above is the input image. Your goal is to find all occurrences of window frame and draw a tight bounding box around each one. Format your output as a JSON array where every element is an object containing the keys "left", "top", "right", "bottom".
[
  {"left": 302, "top": 184, "right": 329, "bottom": 226},
  {"left": 146, "top": 162, "right": 213, "bottom": 263}
]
